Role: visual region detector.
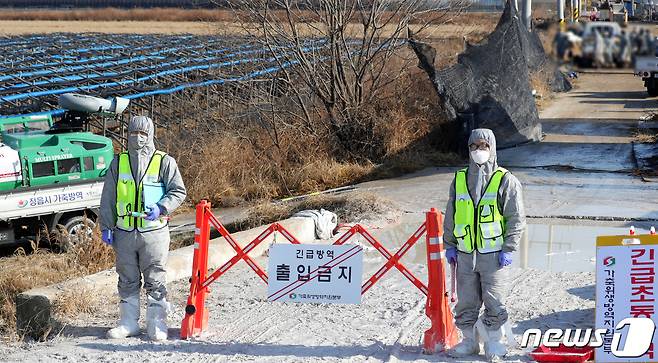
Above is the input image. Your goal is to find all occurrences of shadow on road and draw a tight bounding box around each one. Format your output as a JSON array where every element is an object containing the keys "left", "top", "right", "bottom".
[
  {"left": 514, "top": 308, "right": 595, "bottom": 334},
  {"left": 573, "top": 91, "right": 649, "bottom": 100}
]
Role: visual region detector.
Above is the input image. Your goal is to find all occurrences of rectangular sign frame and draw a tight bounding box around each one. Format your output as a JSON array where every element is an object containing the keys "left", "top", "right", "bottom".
[
  {"left": 267, "top": 243, "right": 363, "bottom": 305},
  {"left": 595, "top": 234, "right": 658, "bottom": 363}
]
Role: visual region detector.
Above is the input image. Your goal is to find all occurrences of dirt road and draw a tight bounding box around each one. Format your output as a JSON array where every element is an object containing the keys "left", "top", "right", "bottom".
[{"left": 1, "top": 70, "right": 656, "bottom": 362}]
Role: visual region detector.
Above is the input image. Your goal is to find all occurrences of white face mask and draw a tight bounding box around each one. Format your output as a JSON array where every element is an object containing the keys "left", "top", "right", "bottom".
[
  {"left": 470, "top": 149, "right": 490, "bottom": 165},
  {"left": 128, "top": 133, "right": 148, "bottom": 151}
]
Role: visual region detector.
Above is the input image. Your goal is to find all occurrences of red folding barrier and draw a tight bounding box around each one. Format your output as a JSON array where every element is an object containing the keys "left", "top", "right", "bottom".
[
  {"left": 180, "top": 201, "right": 458, "bottom": 354},
  {"left": 423, "top": 208, "right": 460, "bottom": 354}
]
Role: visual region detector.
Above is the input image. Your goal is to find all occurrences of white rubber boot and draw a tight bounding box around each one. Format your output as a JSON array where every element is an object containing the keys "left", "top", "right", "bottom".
[
  {"left": 484, "top": 327, "right": 508, "bottom": 362},
  {"left": 107, "top": 295, "right": 140, "bottom": 339},
  {"left": 146, "top": 296, "right": 170, "bottom": 341},
  {"left": 448, "top": 326, "right": 480, "bottom": 358}
]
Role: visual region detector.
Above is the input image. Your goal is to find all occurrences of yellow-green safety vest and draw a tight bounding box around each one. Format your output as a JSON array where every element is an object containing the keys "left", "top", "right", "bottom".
[
  {"left": 453, "top": 167, "right": 508, "bottom": 253},
  {"left": 115, "top": 151, "right": 167, "bottom": 232}
]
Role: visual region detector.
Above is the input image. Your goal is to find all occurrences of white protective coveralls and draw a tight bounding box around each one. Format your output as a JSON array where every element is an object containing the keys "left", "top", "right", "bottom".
[
  {"left": 100, "top": 116, "right": 187, "bottom": 340},
  {"left": 443, "top": 129, "right": 526, "bottom": 360}
]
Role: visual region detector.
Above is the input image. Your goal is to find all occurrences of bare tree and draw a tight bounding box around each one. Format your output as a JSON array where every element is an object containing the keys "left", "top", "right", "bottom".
[{"left": 225, "top": 0, "right": 468, "bottom": 158}]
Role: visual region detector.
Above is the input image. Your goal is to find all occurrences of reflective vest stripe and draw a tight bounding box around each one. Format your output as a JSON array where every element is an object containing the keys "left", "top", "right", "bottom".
[
  {"left": 116, "top": 153, "right": 134, "bottom": 230},
  {"left": 454, "top": 170, "right": 474, "bottom": 253},
  {"left": 115, "top": 151, "right": 167, "bottom": 232},
  {"left": 452, "top": 167, "right": 508, "bottom": 253}
]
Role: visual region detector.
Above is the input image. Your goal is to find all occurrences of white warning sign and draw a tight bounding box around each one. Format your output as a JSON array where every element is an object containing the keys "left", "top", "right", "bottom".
[{"left": 267, "top": 243, "right": 363, "bottom": 304}]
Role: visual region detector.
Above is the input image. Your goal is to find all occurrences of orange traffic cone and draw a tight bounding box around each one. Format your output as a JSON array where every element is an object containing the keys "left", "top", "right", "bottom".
[{"left": 423, "top": 208, "right": 459, "bottom": 354}]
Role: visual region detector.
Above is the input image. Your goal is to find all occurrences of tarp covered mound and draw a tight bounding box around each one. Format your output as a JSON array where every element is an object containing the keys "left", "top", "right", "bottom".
[{"left": 409, "top": 0, "right": 570, "bottom": 148}]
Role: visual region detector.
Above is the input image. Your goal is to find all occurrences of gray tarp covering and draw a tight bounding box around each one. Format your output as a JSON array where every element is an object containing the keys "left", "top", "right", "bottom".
[{"left": 409, "top": 0, "right": 571, "bottom": 148}]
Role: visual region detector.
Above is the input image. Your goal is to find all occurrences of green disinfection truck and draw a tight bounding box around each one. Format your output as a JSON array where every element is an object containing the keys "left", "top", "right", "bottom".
[{"left": 0, "top": 94, "right": 129, "bottom": 249}]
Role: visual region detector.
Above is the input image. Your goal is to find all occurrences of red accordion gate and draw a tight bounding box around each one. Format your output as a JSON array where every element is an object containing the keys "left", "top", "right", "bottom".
[{"left": 181, "top": 200, "right": 458, "bottom": 354}]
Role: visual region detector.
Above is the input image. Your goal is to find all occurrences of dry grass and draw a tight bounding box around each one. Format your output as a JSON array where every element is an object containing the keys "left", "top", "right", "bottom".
[
  {"left": 0, "top": 20, "right": 492, "bottom": 37},
  {"left": 0, "top": 8, "right": 231, "bottom": 22},
  {"left": 0, "top": 8, "right": 497, "bottom": 36},
  {"left": 166, "top": 64, "right": 459, "bottom": 209},
  {"left": 634, "top": 130, "right": 658, "bottom": 143},
  {"left": 0, "top": 8, "right": 498, "bottom": 24},
  {"left": 530, "top": 70, "right": 554, "bottom": 109},
  {"left": 229, "top": 192, "right": 399, "bottom": 232},
  {"left": 0, "top": 227, "right": 114, "bottom": 341},
  {"left": 170, "top": 192, "right": 400, "bottom": 250},
  {"left": 54, "top": 286, "right": 100, "bottom": 317}
]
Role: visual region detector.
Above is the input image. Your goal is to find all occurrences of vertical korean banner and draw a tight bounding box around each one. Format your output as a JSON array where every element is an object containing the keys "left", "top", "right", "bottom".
[{"left": 596, "top": 235, "right": 658, "bottom": 362}]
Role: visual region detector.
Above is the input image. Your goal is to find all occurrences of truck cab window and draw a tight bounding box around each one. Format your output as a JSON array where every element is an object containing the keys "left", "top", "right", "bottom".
[
  {"left": 72, "top": 141, "right": 106, "bottom": 150},
  {"left": 57, "top": 158, "right": 81, "bottom": 174},
  {"left": 83, "top": 156, "right": 94, "bottom": 171},
  {"left": 25, "top": 121, "right": 50, "bottom": 132},
  {"left": 32, "top": 161, "right": 55, "bottom": 178},
  {"left": 2, "top": 123, "right": 24, "bottom": 134}
]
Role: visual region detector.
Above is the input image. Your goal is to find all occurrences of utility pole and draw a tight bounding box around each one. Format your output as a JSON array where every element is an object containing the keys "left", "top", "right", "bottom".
[
  {"left": 523, "top": 0, "right": 532, "bottom": 30},
  {"left": 558, "top": 0, "right": 566, "bottom": 29}
]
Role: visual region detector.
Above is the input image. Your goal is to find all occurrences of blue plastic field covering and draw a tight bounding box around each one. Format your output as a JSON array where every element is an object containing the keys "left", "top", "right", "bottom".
[
  {"left": 0, "top": 33, "right": 380, "bottom": 119},
  {"left": 0, "top": 35, "right": 226, "bottom": 71},
  {"left": 0, "top": 47, "right": 317, "bottom": 103},
  {"left": 0, "top": 40, "right": 321, "bottom": 90}
]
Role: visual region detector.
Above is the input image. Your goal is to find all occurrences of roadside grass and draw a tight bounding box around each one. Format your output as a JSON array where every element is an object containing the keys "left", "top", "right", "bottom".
[
  {"left": 169, "top": 65, "right": 462, "bottom": 209},
  {"left": 634, "top": 130, "right": 658, "bottom": 143},
  {"left": 54, "top": 285, "right": 100, "bottom": 317},
  {"left": 0, "top": 228, "right": 114, "bottom": 341},
  {"left": 170, "top": 192, "right": 400, "bottom": 251},
  {"left": 226, "top": 192, "right": 399, "bottom": 232},
  {"left": 530, "top": 70, "right": 554, "bottom": 109}
]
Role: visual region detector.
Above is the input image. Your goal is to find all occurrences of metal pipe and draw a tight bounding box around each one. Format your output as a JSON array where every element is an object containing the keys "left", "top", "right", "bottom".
[
  {"left": 547, "top": 225, "right": 554, "bottom": 271},
  {"left": 521, "top": 229, "right": 529, "bottom": 269},
  {"left": 523, "top": 0, "right": 532, "bottom": 30}
]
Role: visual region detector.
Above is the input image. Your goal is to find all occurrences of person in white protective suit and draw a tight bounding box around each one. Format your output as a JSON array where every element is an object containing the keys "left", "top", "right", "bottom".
[
  {"left": 99, "top": 116, "right": 186, "bottom": 341},
  {"left": 443, "top": 129, "right": 526, "bottom": 361}
]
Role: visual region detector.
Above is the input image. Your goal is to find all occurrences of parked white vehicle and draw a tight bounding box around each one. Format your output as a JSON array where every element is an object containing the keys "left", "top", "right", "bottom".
[{"left": 0, "top": 180, "right": 103, "bottom": 248}]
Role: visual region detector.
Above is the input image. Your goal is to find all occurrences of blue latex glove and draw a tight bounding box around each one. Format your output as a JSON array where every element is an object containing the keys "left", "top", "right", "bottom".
[
  {"left": 145, "top": 204, "right": 161, "bottom": 221},
  {"left": 499, "top": 251, "right": 513, "bottom": 267},
  {"left": 445, "top": 247, "right": 457, "bottom": 265},
  {"left": 101, "top": 229, "right": 113, "bottom": 245}
]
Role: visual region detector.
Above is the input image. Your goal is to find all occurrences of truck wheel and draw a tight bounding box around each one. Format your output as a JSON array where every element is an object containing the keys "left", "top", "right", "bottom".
[
  {"left": 648, "top": 86, "right": 658, "bottom": 97},
  {"left": 647, "top": 79, "right": 658, "bottom": 97},
  {"left": 56, "top": 216, "right": 96, "bottom": 252}
]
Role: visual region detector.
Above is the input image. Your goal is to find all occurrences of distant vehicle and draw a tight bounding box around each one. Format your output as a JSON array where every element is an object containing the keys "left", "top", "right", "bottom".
[
  {"left": 598, "top": 2, "right": 629, "bottom": 24},
  {"left": 0, "top": 94, "right": 128, "bottom": 250},
  {"left": 579, "top": 22, "right": 623, "bottom": 68},
  {"left": 582, "top": 21, "right": 622, "bottom": 38}
]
